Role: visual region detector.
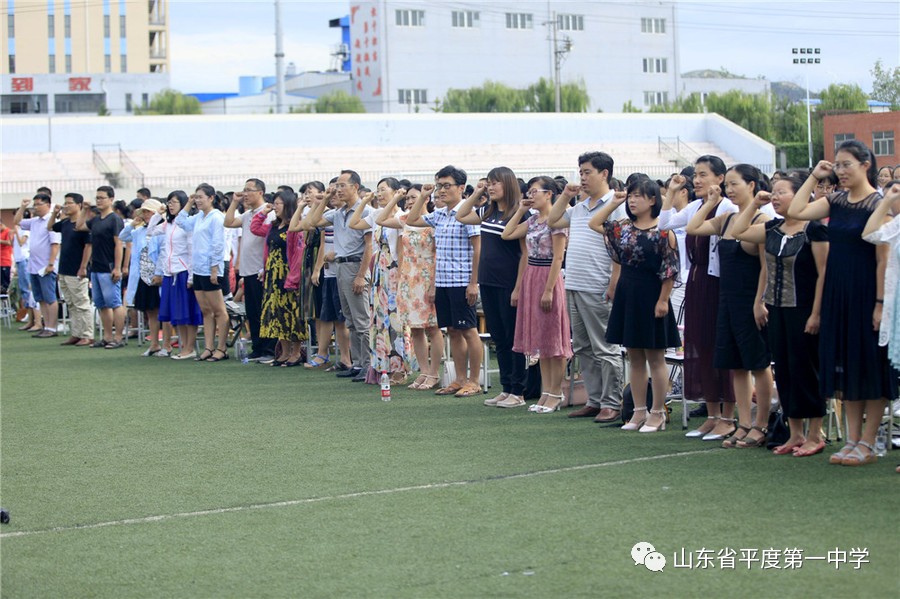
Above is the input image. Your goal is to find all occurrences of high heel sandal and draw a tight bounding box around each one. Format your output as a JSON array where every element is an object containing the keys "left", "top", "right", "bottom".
[
  {"left": 829, "top": 442, "right": 857, "bottom": 465},
  {"left": 195, "top": 347, "right": 214, "bottom": 361},
  {"left": 721, "top": 424, "right": 751, "bottom": 448},
  {"left": 528, "top": 393, "right": 547, "bottom": 412},
  {"left": 621, "top": 407, "right": 648, "bottom": 431},
  {"left": 639, "top": 409, "right": 667, "bottom": 433},
  {"left": 535, "top": 393, "right": 563, "bottom": 413},
  {"left": 735, "top": 425, "right": 768, "bottom": 448},
  {"left": 686, "top": 416, "right": 718, "bottom": 438},
  {"left": 206, "top": 349, "right": 229, "bottom": 362},
  {"left": 702, "top": 417, "right": 736, "bottom": 441}
]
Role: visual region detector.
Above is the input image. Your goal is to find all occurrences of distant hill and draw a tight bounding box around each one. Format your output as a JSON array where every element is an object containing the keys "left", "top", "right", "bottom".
[{"left": 771, "top": 80, "right": 819, "bottom": 103}]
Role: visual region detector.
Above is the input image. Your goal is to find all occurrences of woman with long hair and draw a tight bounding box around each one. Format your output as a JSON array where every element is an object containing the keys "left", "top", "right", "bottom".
[
  {"left": 377, "top": 184, "right": 444, "bottom": 390},
  {"left": 732, "top": 175, "right": 829, "bottom": 456},
  {"left": 687, "top": 164, "right": 775, "bottom": 448},
  {"left": 590, "top": 179, "right": 681, "bottom": 431},
  {"left": 251, "top": 189, "right": 307, "bottom": 366},
  {"left": 175, "top": 184, "right": 230, "bottom": 361},
  {"left": 790, "top": 140, "right": 897, "bottom": 466},
  {"left": 349, "top": 177, "right": 411, "bottom": 383},
  {"left": 503, "top": 176, "right": 572, "bottom": 412},
  {"left": 456, "top": 166, "right": 528, "bottom": 408},
  {"left": 659, "top": 157, "right": 737, "bottom": 440},
  {"left": 146, "top": 190, "right": 201, "bottom": 360}
]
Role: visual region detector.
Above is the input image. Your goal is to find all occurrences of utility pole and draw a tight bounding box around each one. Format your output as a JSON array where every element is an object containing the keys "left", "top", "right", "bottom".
[
  {"left": 546, "top": 12, "right": 573, "bottom": 113},
  {"left": 275, "top": 0, "right": 285, "bottom": 114}
]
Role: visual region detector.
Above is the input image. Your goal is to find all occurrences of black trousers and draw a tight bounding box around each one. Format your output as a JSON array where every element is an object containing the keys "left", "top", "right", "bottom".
[
  {"left": 242, "top": 274, "right": 276, "bottom": 356},
  {"left": 480, "top": 284, "right": 526, "bottom": 395}
]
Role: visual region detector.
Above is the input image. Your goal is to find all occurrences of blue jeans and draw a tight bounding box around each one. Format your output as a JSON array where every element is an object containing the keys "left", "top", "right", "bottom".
[
  {"left": 30, "top": 272, "right": 58, "bottom": 304},
  {"left": 91, "top": 272, "right": 122, "bottom": 309}
]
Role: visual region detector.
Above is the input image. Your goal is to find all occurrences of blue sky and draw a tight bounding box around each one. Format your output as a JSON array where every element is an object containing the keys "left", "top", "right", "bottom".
[{"left": 168, "top": 0, "right": 900, "bottom": 95}]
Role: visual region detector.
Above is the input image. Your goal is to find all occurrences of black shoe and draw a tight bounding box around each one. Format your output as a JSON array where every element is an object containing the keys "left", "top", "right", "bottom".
[
  {"left": 337, "top": 367, "right": 361, "bottom": 379},
  {"left": 352, "top": 372, "right": 367, "bottom": 382},
  {"left": 689, "top": 404, "right": 709, "bottom": 418}
]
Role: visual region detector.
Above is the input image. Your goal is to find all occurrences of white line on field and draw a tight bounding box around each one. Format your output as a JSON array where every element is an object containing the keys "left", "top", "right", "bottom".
[{"left": 1, "top": 448, "right": 715, "bottom": 539}]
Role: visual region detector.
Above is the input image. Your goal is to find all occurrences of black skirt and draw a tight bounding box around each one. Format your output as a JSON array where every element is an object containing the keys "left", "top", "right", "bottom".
[{"left": 133, "top": 278, "right": 161, "bottom": 312}]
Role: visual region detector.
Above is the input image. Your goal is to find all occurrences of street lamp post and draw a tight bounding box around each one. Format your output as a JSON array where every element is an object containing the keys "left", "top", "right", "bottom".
[{"left": 792, "top": 47, "right": 821, "bottom": 168}]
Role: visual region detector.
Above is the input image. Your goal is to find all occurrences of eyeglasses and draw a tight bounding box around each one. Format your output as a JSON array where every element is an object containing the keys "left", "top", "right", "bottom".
[
  {"left": 833, "top": 161, "right": 860, "bottom": 172},
  {"left": 526, "top": 189, "right": 551, "bottom": 197},
  {"left": 815, "top": 182, "right": 834, "bottom": 190},
  {"left": 435, "top": 183, "right": 460, "bottom": 191}
]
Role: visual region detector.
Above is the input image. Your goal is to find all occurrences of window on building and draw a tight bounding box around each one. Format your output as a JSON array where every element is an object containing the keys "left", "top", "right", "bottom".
[
  {"left": 120, "top": 54, "right": 127, "bottom": 73},
  {"left": 142, "top": 93, "right": 149, "bottom": 108},
  {"left": 7, "top": 14, "right": 13, "bottom": 38},
  {"left": 873, "top": 130, "right": 895, "bottom": 156},
  {"left": 65, "top": 54, "right": 72, "bottom": 73},
  {"left": 49, "top": 55, "right": 56, "bottom": 73},
  {"left": 642, "top": 57, "right": 668, "bottom": 73},
  {"left": 451, "top": 10, "right": 479, "bottom": 28},
  {"left": 398, "top": 89, "right": 428, "bottom": 105},
  {"left": 64, "top": 15, "right": 71, "bottom": 37},
  {"left": 641, "top": 18, "right": 666, "bottom": 33},
  {"left": 833, "top": 133, "right": 855, "bottom": 153},
  {"left": 395, "top": 9, "right": 424, "bottom": 27},
  {"left": 120, "top": 15, "right": 126, "bottom": 38},
  {"left": 8, "top": 55, "right": 15, "bottom": 74},
  {"left": 48, "top": 14, "right": 55, "bottom": 37},
  {"left": 557, "top": 14, "right": 584, "bottom": 31},
  {"left": 125, "top": 93, "right": 133, "bottom": 112},
  {"left": 643, "top": 91, "right": 669, "bottom": 107},
  {"left": 506, "top": 13, "right": 533, "bottom": 29},
  {"left": 104, "top": 15, "right": 110, "bottom": 37},
  {"left": 104, "top": 54, "right": 111, "bottom": 73}
]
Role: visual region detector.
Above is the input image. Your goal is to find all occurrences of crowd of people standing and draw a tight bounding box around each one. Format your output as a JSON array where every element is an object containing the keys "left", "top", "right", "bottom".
[{"left": 6, "top": 144, "right": 900, "bottom": 471}]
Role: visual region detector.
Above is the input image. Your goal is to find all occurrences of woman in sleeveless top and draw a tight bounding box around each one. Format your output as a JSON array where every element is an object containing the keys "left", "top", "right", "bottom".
[
  {"left": 688, "top": 165, "right": 774, "bottom": 449},
  {"left": 659, "top": 158, "right": 738, "bottom": 441},
  {"left": 789, "top": 140, "right": 897, "bottom": 466},
  {"left": 733, "top": 176, "right": 829, "bottom": 457}
]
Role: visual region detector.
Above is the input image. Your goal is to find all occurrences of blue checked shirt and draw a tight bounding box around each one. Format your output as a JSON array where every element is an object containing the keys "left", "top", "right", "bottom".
[{"left": 423, "top": 207, "right": 480, "bottom": 287}]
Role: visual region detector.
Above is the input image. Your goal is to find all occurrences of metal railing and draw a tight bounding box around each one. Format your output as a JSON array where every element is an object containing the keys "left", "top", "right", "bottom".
[{"left": 658, "top": 136, "right": 701, "bottom": 169}]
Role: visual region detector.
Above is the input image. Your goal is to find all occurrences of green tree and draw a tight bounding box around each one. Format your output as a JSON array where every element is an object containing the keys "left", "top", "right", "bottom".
[
  {"left": 871, "top": 59, "right": 900, "bottom": 109},
  {"left": 524, "top": 77, "right": 590, "bottom": 112},
  {"left": 622, "top": 100, "right": 642, "bottom": 113},
  {"left": 313, "top": 91, "right": 365, "bottom": 113},
  {"left": 441, "top": 81, "right": 527, "bottom": 112},
  {"left": 818, "top": 83, "right": 868, "bottom": 112},
  {"left": 704, "top": 90, "right": 774, "bottom": 140},
  {"left": 135, "top": 89, "right": 202, "bottom": 115}
]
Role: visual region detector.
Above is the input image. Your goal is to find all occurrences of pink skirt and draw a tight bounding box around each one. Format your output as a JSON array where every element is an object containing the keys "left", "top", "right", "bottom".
[{"left": 513, "top": 264, "right": 572, "bottom": 358}]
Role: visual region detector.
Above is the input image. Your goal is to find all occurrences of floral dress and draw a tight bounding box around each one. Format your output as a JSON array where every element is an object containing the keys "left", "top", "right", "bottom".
[
  {"left": 369, "top": 223, "right": 410, "bottom": 375},
  {"left": 397, "top": 213, "right": 437, "bottom": 328},
  {"left": 512, "top": 215, "right": 571, "bottom": 358},
  {"left": 260, "top": 225, "right": 305, "bottom": 341},
  {"left": 604, "top": 219, "right": 681, "bottom": 349}
]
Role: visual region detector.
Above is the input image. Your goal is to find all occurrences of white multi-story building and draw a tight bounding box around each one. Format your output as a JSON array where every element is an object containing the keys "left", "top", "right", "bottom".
[{"left": 348, "top": 0, "right": 680, "bottom": 113}]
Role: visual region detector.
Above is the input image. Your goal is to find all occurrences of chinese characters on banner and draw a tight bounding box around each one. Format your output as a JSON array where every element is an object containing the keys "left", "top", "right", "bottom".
[
  {"left": 11, "top": 78, "right": 34, "bottom": 92},
  {"left": 350, "top": 3, "right": 382, "bottom": 100},
  {"left": 10, "top": 78, "right": 92, "bottom": 93},
  {"left": 68, "top": 77, "right": 91, "bottom": 91}
]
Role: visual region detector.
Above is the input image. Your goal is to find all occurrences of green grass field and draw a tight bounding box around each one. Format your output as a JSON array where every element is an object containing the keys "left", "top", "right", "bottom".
[{"left": 1, "top": 328, "right": 898, "bottom": 598}]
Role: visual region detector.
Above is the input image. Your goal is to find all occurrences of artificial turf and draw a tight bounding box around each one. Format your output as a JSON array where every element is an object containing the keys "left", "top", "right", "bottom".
[{"left": 1, "top": 328, "right": 898, "bottom": 597}]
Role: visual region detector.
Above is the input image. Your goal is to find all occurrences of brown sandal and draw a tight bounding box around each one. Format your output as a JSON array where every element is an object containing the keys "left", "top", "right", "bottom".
[
  {"left": 454, "top": 382, "right": 482, "bottom": 398},
  {"left": 722, "top": 425, "right": 752, "bottom": 448},
  {"left": 735, "top": 426, "right": 769, "bottom": 448},
  {"left": 435, "top": 381, "right": 463, "bottom": 396}
]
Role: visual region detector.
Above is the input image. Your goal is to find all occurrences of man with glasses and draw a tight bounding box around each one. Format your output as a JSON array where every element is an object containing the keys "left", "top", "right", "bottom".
[
  {"left": 407, "top": 165, "right": 483, "bottom": 398},
  {"left": 75, "top": 186, "right": 127, "bottom": 348},
  {"left": 301, "top": 170, "right": 373, "bottom": 381},
  {"left": 549, "top": 152, "right": 627, "bottom": 423},
  {"left": 225, "top": 178, "right": 276, "bottom": 362},
  {"left": 47, "top": 192, "right": 93, "bottom": 346},
  {"left": 14, "top": 193, "right": 62, "bottom": 338}
]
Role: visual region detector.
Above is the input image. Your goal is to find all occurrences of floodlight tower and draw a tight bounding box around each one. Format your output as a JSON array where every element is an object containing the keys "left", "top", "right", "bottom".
[{"left": 791, "top": 47, "right": 821, "bottom": 168}]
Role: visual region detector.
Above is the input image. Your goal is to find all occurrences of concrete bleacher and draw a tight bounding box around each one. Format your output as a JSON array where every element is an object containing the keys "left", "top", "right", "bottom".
[{"left": 0, "top": 112, "right": 768, "bottom": 207}]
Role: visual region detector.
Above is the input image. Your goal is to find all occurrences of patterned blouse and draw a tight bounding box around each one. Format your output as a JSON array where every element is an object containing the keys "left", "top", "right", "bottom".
[{"left": 604, "top": 219, "right": 680, "bottom": 281}]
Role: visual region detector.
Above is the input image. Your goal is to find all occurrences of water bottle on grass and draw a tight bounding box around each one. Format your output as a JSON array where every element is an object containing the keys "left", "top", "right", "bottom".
[
  {"left": 380, "top": 371, "right": 391, "bottom": 402},
  {"left": 237, "top": 339, "right": 249, "bottom": 364}
]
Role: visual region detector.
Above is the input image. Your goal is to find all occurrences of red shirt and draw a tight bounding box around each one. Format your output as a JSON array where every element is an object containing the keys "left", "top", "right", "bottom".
[{"left": 0, "top": 228, "right": 13, "bottom": 267}]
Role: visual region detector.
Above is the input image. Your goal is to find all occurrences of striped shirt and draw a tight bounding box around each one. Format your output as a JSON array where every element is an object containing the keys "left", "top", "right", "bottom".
[
  {"left": 423, "top": 206, "right": 480, "bottom": 287},
  {"left": 558, "top": 191, "right": 627, "bottom": 292}
]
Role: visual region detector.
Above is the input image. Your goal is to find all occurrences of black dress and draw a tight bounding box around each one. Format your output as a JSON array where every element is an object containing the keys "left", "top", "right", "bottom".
[
  {"left": 604, "top": 219, "right": 681, "bottom": 349},
  {"left": 764, "top": 219, "right": 827, "bottom": 419},
  {"left": 714, "top": 214, "right": 771, "bottom": 371},
  {"left": 819, "top": 191, "right": 897, "bottom": 401}
]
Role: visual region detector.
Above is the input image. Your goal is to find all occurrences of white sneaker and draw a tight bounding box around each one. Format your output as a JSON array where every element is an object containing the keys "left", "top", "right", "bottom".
[
  {"left": 156, "top": 349, "right": 171, "bottom": 357},
  {"left": 141, "top": 348, "right": 161, "bottom": 357}
]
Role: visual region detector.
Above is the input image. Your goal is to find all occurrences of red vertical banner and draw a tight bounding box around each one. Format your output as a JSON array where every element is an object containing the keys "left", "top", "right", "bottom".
[{"left": 350, "top": 2, "right": 382, "bottom": 103}]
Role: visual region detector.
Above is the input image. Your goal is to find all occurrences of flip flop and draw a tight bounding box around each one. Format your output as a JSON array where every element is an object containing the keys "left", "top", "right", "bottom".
[
  {"left": 454, "top": 382, "right": 482, "bottom": 398},
  {"left": 435, "top": 381, "right": 463, "bottom": 396}
]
